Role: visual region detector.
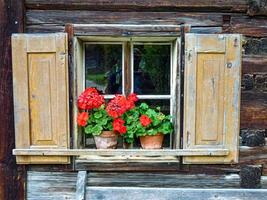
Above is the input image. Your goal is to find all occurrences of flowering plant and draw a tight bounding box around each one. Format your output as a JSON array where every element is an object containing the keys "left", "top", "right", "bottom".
[
  {"left": 77, "top": 87, "right": 138, "bottom": 136},
  {"left": 123, "top": 103, "right": 173, "bottom": 142}
]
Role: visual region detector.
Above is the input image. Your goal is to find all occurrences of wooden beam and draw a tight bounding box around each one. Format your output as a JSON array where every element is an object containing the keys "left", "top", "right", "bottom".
[
  {"left": 0, "top": 0, "right": 25, "bottom": 200},
  {"left": 73, "top": 24, "right": 181, "bottom": 36},
  {"left": 85, "top": 187, "right": 267, "bottom": 200},
  {"left": 26, "top": 10, "right": 223, "bottom": 26},
  {"left": 76, "top": 171, "right": 87, "bottom": 200},
  {"left": 25, "top": 0, "right": 248, "bottom": 12},
  {"left": 13, "top": 149, "right": 229, "bottom": 157},
  {"left": 240, "top": 91, "right": 267, "bottom": 129}
]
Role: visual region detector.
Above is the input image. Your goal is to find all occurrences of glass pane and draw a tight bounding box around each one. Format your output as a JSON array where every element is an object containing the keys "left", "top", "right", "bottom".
[
  {"left": 133, "top": 44, "right": 171, "bottom": 95},
  {"left": 85, "top": 44, "right": 123, "bottom": 94}
]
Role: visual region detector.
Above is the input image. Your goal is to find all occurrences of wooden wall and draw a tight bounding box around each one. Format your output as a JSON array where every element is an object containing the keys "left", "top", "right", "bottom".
[
  {"left": 23, "top": 0, "right": 267, "bottom": 173},
  {"left": 0, "top": 0, "right": 267, "bottom": 199},
  {"left": 0, "top": 1, "right": 26, "bottom": 200}
]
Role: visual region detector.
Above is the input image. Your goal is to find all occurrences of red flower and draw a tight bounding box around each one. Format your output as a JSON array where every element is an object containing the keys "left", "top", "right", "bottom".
[
  {"left": 113, "top": 118, "right": 127, "bottom": 134},
  {"left": 127, "top": 93, "right": 138, "bottom": 102},
  {"left": 106, "top": 94, "right": 138, "bottom": 118},
  {"left": 77, "top": 112, "right": 89, "bottom": 127},
  {"left": 106, "top": 95, "right": 128, "bottom": 118},
  {"left": 77, "top": 87, "right": 104, "bottom": 110},
  {"left": 140, "top": 115, "right": 152, "bottom": 127}
]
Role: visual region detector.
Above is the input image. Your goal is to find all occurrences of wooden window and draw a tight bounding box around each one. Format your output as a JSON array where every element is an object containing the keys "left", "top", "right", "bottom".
[
  {"left": 75, "top": 37, "right": 180, "bottom": 149},
  {"left": 11, "top": 30, "right": 241, "bottom": 165}
]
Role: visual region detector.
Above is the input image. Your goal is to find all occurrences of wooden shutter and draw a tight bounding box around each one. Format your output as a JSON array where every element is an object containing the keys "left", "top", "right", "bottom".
[
  {"left": 12, "top": 33, "right": 70, "bottom": 164},
  {"left": 183, "top": 34, "right": 241, "bottom": 164}
]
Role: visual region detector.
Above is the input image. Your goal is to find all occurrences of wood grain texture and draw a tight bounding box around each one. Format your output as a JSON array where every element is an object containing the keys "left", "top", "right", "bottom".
[
  {"left": 26, "top": 10, "right": 223, "bottom": 26},
  {"left": 0, "top": 0, "right": 26, "bottom": 199},
  {"left": 86, "top": 187, "right": 267, "bottom": 200},
  {"left": 25, "top": 0, "right": 248, "bottom": 12},
  {"left": 183, "top": 34, "right": 241, "bottom": 164},
  {"left": 27, "top": 171, "right": 77, "bottom": 200},
  {"left": 13, "top": 148, "right": 229, "bottom": 156},
  {"left": 26, "top": 171, "right": 267, "bottom": 198},
  {"left": 229, "top": 16, "right": 267, "bottom": 37},
  {"left": 76, "top": 171, "right": 87, "bottom": 200},
  {"left": 12, "top": 33, "right": 70, "bottom": 164},
  {"left": 240, "top": 91, "right": 267, "bottom": 129}
]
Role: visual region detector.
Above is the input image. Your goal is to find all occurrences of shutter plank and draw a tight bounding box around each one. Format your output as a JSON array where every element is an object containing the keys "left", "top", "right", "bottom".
[
  {"left": 183, "top": 34, "right": 241, "bottom": 164},
  {"left": 12, "top": 33, "right": 69, "bottom": 164}
]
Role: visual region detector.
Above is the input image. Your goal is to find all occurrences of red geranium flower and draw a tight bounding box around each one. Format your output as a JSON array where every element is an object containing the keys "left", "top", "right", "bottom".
[
  {"left": 77, "top": 87, "right": 104, "bottom": 110},
  {"left": 127, "top": 93, "right": 138, "bottom": 102},
  {"left": 77, "top": 112, "right": 89, "bottom": 127},
  {"left": 113, "top": 118, "right": 127, "bottom": 134},
  {"left": 140, "top": 115, "right": 152, "bottom": 127},
  {"left": 106, "top": 95, "right": 128, "bottom": 118},
  {"left": 106, "top": 94, "right": 138, "bottom": 118}
]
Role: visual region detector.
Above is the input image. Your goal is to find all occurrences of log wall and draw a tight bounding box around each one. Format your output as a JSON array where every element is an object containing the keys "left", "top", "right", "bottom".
[
  {"left": 0, "top": 1, "right": 26, "bottom": 200},
  {"left": 22, "top": 0, "right": 267, "bottom": 174},
  {"left": 1, "top": 1, "right": 267, "bottom": 199}
]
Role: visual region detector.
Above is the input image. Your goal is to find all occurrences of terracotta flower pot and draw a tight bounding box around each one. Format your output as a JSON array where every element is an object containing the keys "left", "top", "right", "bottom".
[
  {"left": 93, "top": 131, "right": 118, "bottom": 149},
  {"left": 140, "top": 133, "right": 164, "bottom": 149}
]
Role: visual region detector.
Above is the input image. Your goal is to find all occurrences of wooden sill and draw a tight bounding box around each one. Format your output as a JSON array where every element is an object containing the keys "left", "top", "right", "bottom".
[{"left": 13, "top": 149, "right": 229, "bottom": 157}]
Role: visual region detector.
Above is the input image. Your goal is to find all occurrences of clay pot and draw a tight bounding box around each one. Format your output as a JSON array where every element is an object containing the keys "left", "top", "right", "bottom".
[
  {"left": 93, "top": 131, "right": 118, "bottom": 149},
  {"left": 139, "top": 133, "right": 164, "bottom": 149}
]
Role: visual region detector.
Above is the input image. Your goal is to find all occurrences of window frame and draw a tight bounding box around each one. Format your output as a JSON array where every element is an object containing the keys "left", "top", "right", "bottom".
[{"left": 74, "top": 36, "right": 181, "bottom": 151}]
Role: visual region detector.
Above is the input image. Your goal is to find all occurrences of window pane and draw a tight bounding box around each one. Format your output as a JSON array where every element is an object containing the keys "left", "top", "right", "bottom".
[
  {"left": 133, "top": 44, "right": 171, "bottom": 95},
  {"left": 85, "top": 44, "right": 123, "bottom": 94}
]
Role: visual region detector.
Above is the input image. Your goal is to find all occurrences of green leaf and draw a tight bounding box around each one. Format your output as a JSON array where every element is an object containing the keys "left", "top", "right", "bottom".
[
  {"left": 92, "top": 124, "right": 103, "bottom": 135},
  {"left": 94, "top": 112, "right": 102, "bottom": 119}
]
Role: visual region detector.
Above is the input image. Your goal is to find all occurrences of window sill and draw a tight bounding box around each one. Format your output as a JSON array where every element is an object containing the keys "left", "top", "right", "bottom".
[{"left": 13, "top": 148, "right": 229, "bottom": 157}]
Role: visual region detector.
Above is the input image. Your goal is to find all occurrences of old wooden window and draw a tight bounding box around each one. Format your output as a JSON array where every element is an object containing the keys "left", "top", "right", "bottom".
[
  {"left": 76, "top": 37, "right": 179, "bottom": 149},
  {"left": 11, "top": 29, "right": 241, "bottom": 165}
]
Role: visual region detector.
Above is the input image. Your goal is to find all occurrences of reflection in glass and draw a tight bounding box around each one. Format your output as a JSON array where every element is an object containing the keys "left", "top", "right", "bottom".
[
  {"left": 133, "top": 44, "right": 171, "bottom": 95},
  {"left": 85, "top": 44, "right": 122, "bottom": 94}
]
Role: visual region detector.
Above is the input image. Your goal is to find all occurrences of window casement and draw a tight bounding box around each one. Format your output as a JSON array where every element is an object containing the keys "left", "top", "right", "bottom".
[
  {"left": 11, "top": 25, "right": 241, "bottom": 165},
  {"left": 77, "top": 38, "right": 179, "bottom": 150}
]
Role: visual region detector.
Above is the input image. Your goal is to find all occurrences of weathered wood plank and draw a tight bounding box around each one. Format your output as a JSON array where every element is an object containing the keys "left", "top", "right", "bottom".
[
  {"left": 87, "top": 173, "right": 241, "bottom": 188},
  {"left": 26, "top": 10, "right": 223, "bottom": 26},
  {"left": 242, "top": 55, "right": 267, "bottom": 74},
  {"left": 76, "top": 171, "right": 87, "bottom": 200},
  {"left": 25, "top": 0, "right": 248, "bottom": 12},
  {"left": 13, "top": 148, "right": 229, "bottom": 157},
  {"left": 73, "top": 24, "right": 181, "bottom": 36},
  {"left": 229, "top": 16, "right": 267, "bottom": 37},
  {"left": 240, "top": 91, "right": 267, "bottom": 129},
  {"left": 73, "top": 146, "right": 267, "bottom": 174},
  {"left": 27, "top": 171, "right": 76, "bottom": 200},
  {"left": 0, "top": 0, "right": 25, "bottom": 199},
  {"left": 86, "top": 187, "right": 267, "bottom": 200}
]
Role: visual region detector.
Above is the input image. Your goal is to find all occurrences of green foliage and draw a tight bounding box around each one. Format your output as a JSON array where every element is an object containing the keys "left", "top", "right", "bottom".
[
  {"left": 139, "top": 45, "right": 170, "bottom": 94},
  {"left": 83, "top": 105, "right": 113, "bottom": 136},
  {"left": 122, "top": 103, "right": 173, "bottom": 142}
]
